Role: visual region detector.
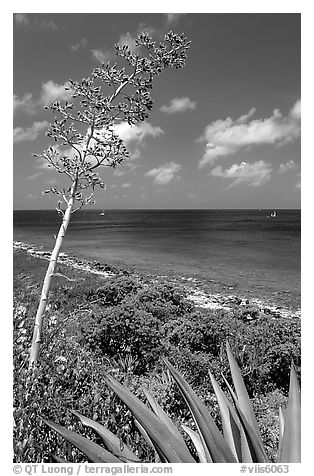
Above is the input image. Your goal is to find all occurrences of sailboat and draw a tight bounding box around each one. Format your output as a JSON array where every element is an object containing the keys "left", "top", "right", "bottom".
[
  {"left": 270, "top": 210, "right": 277, "bottom": 217},
  {"left": 100, "top": 210, "right": 105, "bottom": 216}
]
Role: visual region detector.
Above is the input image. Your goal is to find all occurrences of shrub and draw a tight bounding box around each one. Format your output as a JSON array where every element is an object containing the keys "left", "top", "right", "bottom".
[
  {"left": 85, "top": 276, "right": 142, "bottom": 307},
  {"left": 80, "top": 300, "right": 164, "bottom": 374}
]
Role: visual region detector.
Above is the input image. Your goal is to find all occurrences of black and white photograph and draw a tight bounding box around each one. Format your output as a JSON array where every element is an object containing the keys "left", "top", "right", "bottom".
[{"left": 11, "top": 4, "right": 305, "bottom": 472}]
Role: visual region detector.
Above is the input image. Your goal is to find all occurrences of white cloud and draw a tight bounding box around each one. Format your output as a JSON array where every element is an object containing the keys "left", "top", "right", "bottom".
[
  {"left": 40, "top": 81, "right": 73, "bottom": 106},
  {"left": 38, "top": 19, "right": 58, "bottom": 31},
  {"left": 278, "top": 160, "right": 298, "bottom": 174},
  {"left": 113, "top": 121, "right": 163, "bottom": 145},
  {"left": 26, "top": 194, "right": 38, "bottom": 199},
  {"left": 199, "top": 100, "right": 301, "bottom": 168},
  {"left": 14, "top": 81, "right": 74, "bottom": 115},
  {"left": 14, "top": 121, "right": 49, "bottom": 143},
  {"left": 211, "top": 160, "right": 273, "bottom": 187},
  {"left": 165, "top": 13, "right": 186, "bottom": 24},
  {"left": 290, "top": 99, "right": 301, "bottom": 120},
  {"left": 15, "top": 14, "right": 58, "bottom": 30},
  {"left": 13, "top": 93, "right": 36, "bottom": 114},
  {"left": 121, "top": 182, "right": 131, "bottom": 188},
  {"left": 160, "top": 97, "right": 196, "bottom": 114},
  {"left": 117, "top": 32, "right": 138, "bottom": 53},
  {"left": 23, "top": 172, "right": 42, "bottom": 181},
  {"left": 71, "top": 37, "right": 88, "bottom": 51},
  {"left": 15, "top": 14, "right": 30, "bottom": 27},
  {"left": 145, "top": 161, "right": 182, "bottom": 185},
  {"left": 91, "top": 48, "right": 112, "bottom": 63}
]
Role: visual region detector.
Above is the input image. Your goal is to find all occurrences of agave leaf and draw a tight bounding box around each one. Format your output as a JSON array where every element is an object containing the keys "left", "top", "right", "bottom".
[
  {"left": 181, "top": 423, "right": 209, "bottom": 463},
  {"left": 134, "top": 419, "right": 161, "bottom": 462},
  {"left": 209, "top": 371, "right": 242, "bottom": 462},
  {"left": 226, "top": 342, "right": 264, "bottom": 447},
  {"left": 278, "top": 362, "right": 301, "bottom": 463},
  {"left": 278, "top": 406, "right": 285, "bottom": 460},
  {"left": 52, "top": 455, "right": 68, "bottom": 463},
  {"left": 71, "top": 410, "right": 140, "bottom": 462},
  {"left": 105, "top": 375, "right": 195, "bottom": 463},
  {"left": 221, "top": 374, "right": 253, "bottom": 463},
  {"left": 228, "top": 398, "right": 269, "bottom": 462},
  {"left": 164, "top": 359, "right": 237, "bottom": 463},
  {"left": 43, "top": 419, "right": 122, "bottom": 463},
  {"left": 142, "top": 387, "right": 187, "bottom": 445}
]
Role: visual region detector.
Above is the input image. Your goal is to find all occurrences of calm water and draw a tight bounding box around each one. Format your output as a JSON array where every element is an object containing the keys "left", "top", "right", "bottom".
[{"left": 13, "top": 209, "right": 301, "bottom": 308}]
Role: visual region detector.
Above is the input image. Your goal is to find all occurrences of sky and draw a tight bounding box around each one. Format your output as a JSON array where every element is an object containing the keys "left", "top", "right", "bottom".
[{"left": 13, "top": 12, "right": 301, "bottom": 209}]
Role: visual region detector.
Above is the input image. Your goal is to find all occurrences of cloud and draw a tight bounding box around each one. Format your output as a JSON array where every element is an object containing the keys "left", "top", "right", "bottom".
[
  {"left": 121, "top": 182, "right": 131, "bottom": 188},
  {"left": 113, "top": 121, "right": 163, "bottom": 145},
  {"left": 14, "top": 13, "right": 58, "bottom": 31},
  {"left": 14, "top": 121, "right": 49, "bottom": 143},
  {"left": 15, "top": 14, "right": 30, "bottom": 27},
  {"left": 211, "top": 160, "right": 273, "bottom": 187},
  {"left": 14, "top": 93, "right": 36, "bottom": 115},
  {"left": 117, "top": 32, "right": 138, "bottom": 53},
  {"left": 23, "top": 172, "right": 42, "bottom": 181},
  {"left": 278, "top": 160, "right": 298, "bottom": 174},
  {"left": 136, "top": 23, "right": 156, "bottom": 38},
  {"left": 160, "top": 97, "right": 196, "bottom": 114},
  {"left": 40, "top": 80, "right": 73, "bottom": 106},
  {"left": 91, "top": 48, "right": 112, "bottom": 63},
  {"left": 165, "top": 13, "right": 186, "bottom": 25},
  {"left": 26, "top": 194, "right": 38, "bottom": 199},
  {"left": 71, "top": 37, "right": 88, "bottom": 51},
  {"left": 14, "top": 81, "right": 74, "bottom": 115},
  {"left": 199, "top": 100, "right": 301, "bottom": 168},
  {"left": 145, "top": 161, "right": 182, "bottom": 185}
]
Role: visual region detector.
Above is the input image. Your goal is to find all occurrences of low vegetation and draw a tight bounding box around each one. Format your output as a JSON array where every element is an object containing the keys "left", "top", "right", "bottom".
[{"left": 13, "top": 249, "right": 301, "bottom": 463}]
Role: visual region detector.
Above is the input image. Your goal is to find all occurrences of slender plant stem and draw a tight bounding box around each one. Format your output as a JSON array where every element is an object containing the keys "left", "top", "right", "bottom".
[{"left": 29, "top": 178, "right": 78, "bottom": 367}]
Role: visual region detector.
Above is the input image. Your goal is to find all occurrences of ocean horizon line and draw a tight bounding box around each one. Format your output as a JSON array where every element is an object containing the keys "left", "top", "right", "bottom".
[{"left": 13, "top": 207, "right": 301, "bottom": 212}]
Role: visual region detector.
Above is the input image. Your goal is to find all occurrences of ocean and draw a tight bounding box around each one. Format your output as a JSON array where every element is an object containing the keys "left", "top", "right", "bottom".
[{"left": 13, "top": 209, "right": 301, "bottom": 309}]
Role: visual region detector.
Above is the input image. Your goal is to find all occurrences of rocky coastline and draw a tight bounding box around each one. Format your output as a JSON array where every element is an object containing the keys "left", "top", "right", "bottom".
[{"left": 13, "top": 240, "right": 301, "bottom": 320}]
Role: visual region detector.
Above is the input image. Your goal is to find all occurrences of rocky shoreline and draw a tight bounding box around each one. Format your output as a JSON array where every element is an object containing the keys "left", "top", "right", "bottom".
[{"left": 13, "top": 240, "right": 301, "bottom": 320}]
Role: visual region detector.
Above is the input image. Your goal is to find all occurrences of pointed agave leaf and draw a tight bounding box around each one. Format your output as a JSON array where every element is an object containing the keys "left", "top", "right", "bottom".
[
  {"left": 222, "top": 360, "right": 269, "bottom": 463},
  {"left": 226, "top": 343, "right": 264, "bottom": 447},
  {"left": 52, "top": 455, "right": 68, "bottom": 463},
  {"left": 134, "top": 419, "right": 161, "bottom": 462},
  {"left": 230, "top": 399, "right": 269, "bottom": 462},
  {"left": 278, "top": 406, "right": 285, "bottom": 460},
  {"left": 221, "top": 374, "right": 253, "bottom": 463},
  {"left": 181, "top": 424, "right": 209, "bottom": 463},
  {"left": 164, "top": 359, "right": 237, "bottom": 463},
  {"left": 43, "top": 419, "right": 122, "bottom": 463},
  {"left": 209, "top": 371, "right": 242, "bottom": 462},
  {"left": 71, "top": 410, "right": 140, "bottom": 462},
  {"left": 105, "top": 375, "right": 195, "bottom": 463},
  {"left": 142, "top": 388, "right": 187, "bottom": 446},
  {"left": 278, "top": 362, "right": 301, "bottom": 463}
]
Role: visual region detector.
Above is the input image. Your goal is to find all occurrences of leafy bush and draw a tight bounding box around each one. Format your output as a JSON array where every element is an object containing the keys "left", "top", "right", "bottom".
[
  {"left": 80, "top": 300, "right": 164, "bottom": 374},
  {"left": 85, "top": 276, "right": 142, "bottom": 307}
]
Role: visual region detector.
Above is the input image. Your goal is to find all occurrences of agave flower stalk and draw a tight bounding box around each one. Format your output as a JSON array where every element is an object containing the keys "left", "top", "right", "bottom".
[{"left": 28, "top": 30, "right": 191, "bottom": 367}]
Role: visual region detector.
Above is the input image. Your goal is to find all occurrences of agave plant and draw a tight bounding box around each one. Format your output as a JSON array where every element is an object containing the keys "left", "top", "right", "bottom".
[{"left": 43, "top": 343, "right": 300, "bottom": 463}]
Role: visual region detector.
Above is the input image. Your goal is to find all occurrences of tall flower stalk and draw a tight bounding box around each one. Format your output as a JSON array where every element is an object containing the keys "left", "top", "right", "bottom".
[{"left": 29, "top": 30, "right": 191, "bottom": 366}]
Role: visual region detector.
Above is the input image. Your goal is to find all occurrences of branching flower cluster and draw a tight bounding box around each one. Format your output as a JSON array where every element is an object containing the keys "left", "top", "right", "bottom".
[{"left": 35, "top": 30, "right": 191, "bottom": 214}]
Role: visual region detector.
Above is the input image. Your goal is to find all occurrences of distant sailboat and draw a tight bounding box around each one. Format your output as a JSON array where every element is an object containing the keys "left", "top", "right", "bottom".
[
  {"left": 100, "top": 210, "right": 105, "bottom": 216},
  {"left": 270, "top": 210, "right": 277, "bottom": 217}
]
